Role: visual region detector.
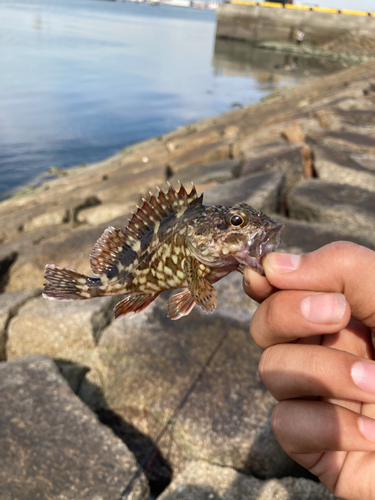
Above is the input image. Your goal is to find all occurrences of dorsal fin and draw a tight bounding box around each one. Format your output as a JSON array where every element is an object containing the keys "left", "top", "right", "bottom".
[
  {"left": 90, "top": 226, "right": 136, "bottom": 276},
  {"left": 90, "top": 183, "right": 202, "bottom": 277}
]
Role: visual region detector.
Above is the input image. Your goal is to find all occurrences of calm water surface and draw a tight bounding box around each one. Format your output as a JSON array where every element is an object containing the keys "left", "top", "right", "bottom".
[{"left": 0, "top": 0, "right": 345, "bottom": 198}]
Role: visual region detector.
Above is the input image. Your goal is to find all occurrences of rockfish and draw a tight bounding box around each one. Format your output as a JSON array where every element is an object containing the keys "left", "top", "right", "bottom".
[{"left": 43, "top": 183, "right": 284, "bottom": 320}]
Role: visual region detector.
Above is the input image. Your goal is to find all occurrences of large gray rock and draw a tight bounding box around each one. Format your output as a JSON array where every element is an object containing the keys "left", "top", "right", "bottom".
[
  {"left": 79, "top": 294, "right": 295, "bottom": 479},
  {"left": 314, "top": 145, "right": 375, "bottom": 191},
  {"left": 158, "top": 460, "right": 340, "bottom": 500},
  {"left": 0, "top": 192, "right": 100, "bottom": 243},
  {"left": 5, "top": 223, "right": 112, "bottom": 291},
  {"left": 203, "top": 170, "right": 286, "bottom": 214},
  {"left": 309, "top": 130, "right": 375, "bottom": 154},
  {"left": 168, "top": 158, "right": 241, "bottom": 188},
  {"left": 242, "top": 144, "right": 307, "bottom": 191},
  {"left": 334, "top": 108, "right": 375, "bottom": 127},
  {"left": 0, "top": 289, "right": 40, "bottom": 360},
  {"left": 275, "top": 216, "right": 375, "bottom": 254},
  {"left": 164, "top": 128, "right": 222, "bottom": 163},
  {"left": 0, "top": 355, "right": 149, "bottom": 500},
  {"left": 7, "top": 295, "right": 117, "bottom": 367},
  {"left": 287, "top": 179, "right": 375, "bottom": 238},
  {"left": 168, "top": 141, "right": 231, "bottom": 174}
]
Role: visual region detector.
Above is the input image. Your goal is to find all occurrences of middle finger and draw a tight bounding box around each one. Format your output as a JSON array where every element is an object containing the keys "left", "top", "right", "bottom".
[{"left": 259, "top": 343, "right": 375, "bottom": 405}]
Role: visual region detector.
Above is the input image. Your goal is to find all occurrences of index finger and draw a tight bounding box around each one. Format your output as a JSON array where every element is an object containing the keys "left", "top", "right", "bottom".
[
  {"left": 263, "top": 241, "right": 375, "bottom": 332},
  {"left": 243, "top": 266, "right": 276, "bottom": 303}
]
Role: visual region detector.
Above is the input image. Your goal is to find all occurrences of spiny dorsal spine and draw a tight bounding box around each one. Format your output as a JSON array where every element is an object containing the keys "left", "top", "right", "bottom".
[{"left": 89, "top": 183, "right": 202, "bottom": 277}]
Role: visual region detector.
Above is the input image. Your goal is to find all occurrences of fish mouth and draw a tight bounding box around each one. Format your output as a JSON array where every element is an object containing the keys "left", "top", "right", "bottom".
[{"left": 236, "top": 222, "right": 285, "bottom": 276}]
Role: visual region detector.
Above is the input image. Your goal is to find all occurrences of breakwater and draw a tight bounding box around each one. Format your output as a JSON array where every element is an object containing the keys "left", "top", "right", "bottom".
[
  {"left": 1, "top": 59, "right": 375, "bottom": 498},
  {"left": 216, "top": 2, "right": 375, "bottom": 45}
]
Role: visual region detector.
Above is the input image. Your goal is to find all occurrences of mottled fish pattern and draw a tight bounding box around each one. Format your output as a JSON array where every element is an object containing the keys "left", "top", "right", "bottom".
[{"left": 43, "top": 183, "right": 284, "bottom": 320}]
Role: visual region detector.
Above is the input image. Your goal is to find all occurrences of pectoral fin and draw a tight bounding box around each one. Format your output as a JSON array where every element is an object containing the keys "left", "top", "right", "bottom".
[{"left": 183, "top": 256, "right": 217, "bottom": 314}]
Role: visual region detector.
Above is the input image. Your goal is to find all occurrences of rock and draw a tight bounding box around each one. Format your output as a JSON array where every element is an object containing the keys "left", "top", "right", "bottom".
[
  {"left": 232, "top": 130, "right": 290, "bottom": 159},
  {"left": 242, "top": 145, "right": 307, "bottom": 190},
  {"left": 204, "top": 170, "right": 286, "bottom": 214},
  {"left": 0, "top": 249, "right": 17, "bottom": 292},
  {"left": 301, "top": 145, "right": 314, "bottom": 178},
  {"left": 4, "top": 223, "right": 107, "bottom": 291},
  {"left": 168, "top": 158, "right": 241, "bottom": 189},
  {"left": 95, "top": 164, "right": 165, "bottom": 204},
  {"left": 274, "top": 216, "right": 375, "bottom": 254},
  {"left": 3, "top": 189, "right": 145, "bottom": 293},
  {"left": 22, "top": 207, "right": 69, "bottom": 231},
  {"left": 0, "top": 194, "right": 100, "bottom": 242},
  {"left": 56, "top": 359, "right": 90, "bottom": 393},
  {"left": 314, "top": 145, "right": 375, "bottom": 191},
  {"left": 314, "top": 109, "right": 336, "bottom": 129},
  {"left": 165, "top": 129, "right": 222, "bottom": 162},
  {"left": 0, "top": 355, "right": 149, "bottom": 500},
  {"left": 158, "top": 460, "right": 339, "bottom": 500},
  {"left": 287, "top": 179, "right": 375, "bottom": 238},
  {"left": 223, "top": 125, "right": 240, "bottom": 139},
  {"left": 309, "top": 130, "right": 375, "bottom": 154},
  {"left": 82, "top": 295, "right": 295, "bottom": 479},
  {"left": 335, "top": 109, "right": 375, "bottom": 127},
  {"left": 281, "top": 122, "right": 305, "bottom": 143},
  {"left": 96, "top": 408, "right": 173, "bottom": 495},
  {"left": 7, "top": 295, "right": 117, "bottom": 367},
  {"left": 0, "top": 290, "right": 40, "bottom": 361},
  {"left": 168, "top": 141, "right": 231, "bottom": 174},
  {"left": 77, "top": 202, "right": 135, "bottom": 226},
  {"left": 209, "top": 271, "right": 258, "bottom": 323}
]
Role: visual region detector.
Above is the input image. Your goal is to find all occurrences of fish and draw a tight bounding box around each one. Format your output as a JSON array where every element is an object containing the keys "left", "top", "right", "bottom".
[{"left": 43, "top": 182, "right": 284, "bottom": 320}]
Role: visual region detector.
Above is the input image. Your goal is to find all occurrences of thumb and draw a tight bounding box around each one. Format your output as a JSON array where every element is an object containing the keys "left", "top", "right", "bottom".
[{"left": 263, "top": 241, "right": 375, "bottom": 333}]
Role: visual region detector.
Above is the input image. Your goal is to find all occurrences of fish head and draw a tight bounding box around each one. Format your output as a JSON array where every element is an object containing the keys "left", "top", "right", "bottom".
[{"left": 187, "top": 203, "right": 284, "bottom": 275}]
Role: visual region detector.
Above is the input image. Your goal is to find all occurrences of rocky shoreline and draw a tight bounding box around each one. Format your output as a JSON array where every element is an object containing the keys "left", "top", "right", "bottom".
[{"left": 1, "top": 60, "right": 375, "bottom": 499}]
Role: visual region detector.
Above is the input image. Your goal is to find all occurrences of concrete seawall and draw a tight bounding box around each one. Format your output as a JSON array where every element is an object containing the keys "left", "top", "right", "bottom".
[{"left": 216, "top": 3, "right": 375, "bottom": 45}]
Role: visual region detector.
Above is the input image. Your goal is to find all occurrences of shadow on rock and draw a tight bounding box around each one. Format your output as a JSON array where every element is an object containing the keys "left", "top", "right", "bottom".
[
  {"left": 55, "top": 358, "right": 172, "bottom": 497},
  {"left": 243, "top": 411, "right": 319, "bottom": 481},
  {"left": 159, "top": 483, "right": 219, "bottom": 500},
  {"left": 0, "top": 251, "right": 17, "bottom": 293},
  {"left": 96, "top": 408, "right": 173, "bottom": 497}
]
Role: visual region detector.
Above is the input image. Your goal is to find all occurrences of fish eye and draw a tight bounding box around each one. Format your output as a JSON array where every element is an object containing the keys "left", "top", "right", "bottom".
[
  {"left": 230, "top": 215, "right": 243, "bottom": 226},
  {"left": 225, "top": 209, "right": 248, "bottom": 228}
]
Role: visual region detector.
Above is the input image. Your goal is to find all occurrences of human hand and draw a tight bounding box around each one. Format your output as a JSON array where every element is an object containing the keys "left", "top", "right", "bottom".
[{"left": 243, "top": 242, "right": 375, "bottom": 500}]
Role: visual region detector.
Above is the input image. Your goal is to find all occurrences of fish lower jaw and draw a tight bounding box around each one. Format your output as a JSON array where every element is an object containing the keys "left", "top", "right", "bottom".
[{"left": 235, "top": 253, "right": 265, "bottom": 275}]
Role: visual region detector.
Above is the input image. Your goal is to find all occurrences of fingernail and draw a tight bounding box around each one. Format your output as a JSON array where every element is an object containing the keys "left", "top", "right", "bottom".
[
  {"left": 358, "top": 415, "right": 375, "bottom": 442},
  {"left": 267, "top": 253, "right": 301, "bottom": 273},
  {"left": 300, "top": 293, "right": 346, "bottom": 324},
  {"left": 351, "top": 361, "right": 375, "bottom": 394}
]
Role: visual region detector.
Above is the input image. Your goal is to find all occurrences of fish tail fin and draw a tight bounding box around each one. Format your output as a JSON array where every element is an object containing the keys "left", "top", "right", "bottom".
[{"left": 43, "top": 264, "right": 100, "bottom": 301}]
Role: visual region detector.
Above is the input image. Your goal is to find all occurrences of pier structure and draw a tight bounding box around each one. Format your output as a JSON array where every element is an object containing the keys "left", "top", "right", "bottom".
[{"left": 216, "top": 2, "right": 375, "bottom": 45}]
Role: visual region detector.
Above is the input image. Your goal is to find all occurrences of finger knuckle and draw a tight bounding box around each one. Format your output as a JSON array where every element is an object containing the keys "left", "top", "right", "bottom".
[
  {"left": 271, "top": 402, "right": 288, "bottom": 440},
  {"left": 258, "top": 349, "right": 269, "bottom": 382}
]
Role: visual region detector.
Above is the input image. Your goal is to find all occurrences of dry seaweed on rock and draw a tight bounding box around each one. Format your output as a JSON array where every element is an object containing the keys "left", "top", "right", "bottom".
[{"left": 43, "top": 183, "right": 284, "bottom": 320}]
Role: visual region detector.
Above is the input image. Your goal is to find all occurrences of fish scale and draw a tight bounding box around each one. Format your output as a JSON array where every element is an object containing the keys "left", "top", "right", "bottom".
[{"left": 43, "top": 183, "right": 284, "bottom": 320}]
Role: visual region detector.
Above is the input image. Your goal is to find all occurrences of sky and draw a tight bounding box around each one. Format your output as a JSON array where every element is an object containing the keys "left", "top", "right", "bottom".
[{"left": 305, "top": 0, "right": 374, "bottom": 11}]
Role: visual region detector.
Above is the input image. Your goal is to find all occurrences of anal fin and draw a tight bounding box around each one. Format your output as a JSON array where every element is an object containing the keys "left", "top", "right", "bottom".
[
  {"left": 167, "top": 290, "right": 196, "bottom": 320},
  {"left": 114, "top": 293, "right": 159, "bottom": 319}
]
